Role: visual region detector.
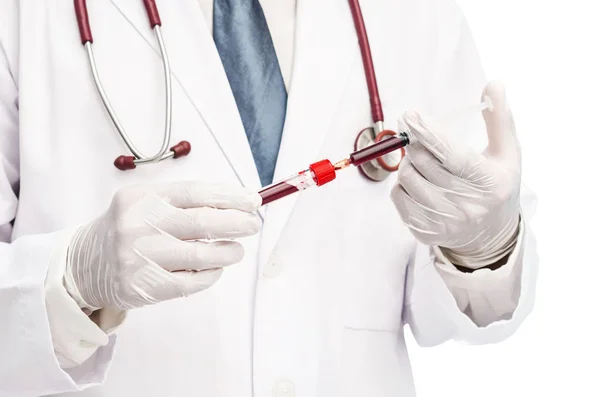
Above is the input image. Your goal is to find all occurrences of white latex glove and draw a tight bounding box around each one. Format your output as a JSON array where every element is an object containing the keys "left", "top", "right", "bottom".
[
  {"left": 65, "top": 181, "right": 262, "bottom": 311},
  {"left": 391, "top": 82, "right": 521, "bottom": 267}
]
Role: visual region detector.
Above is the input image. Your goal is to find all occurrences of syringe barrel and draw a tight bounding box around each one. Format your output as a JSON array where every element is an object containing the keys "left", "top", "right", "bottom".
[{"left": 349, "top": 131, "right": 410, "bottom": 166}]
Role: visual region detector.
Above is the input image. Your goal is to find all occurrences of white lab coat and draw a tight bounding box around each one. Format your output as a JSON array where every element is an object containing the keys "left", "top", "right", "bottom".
[{"left": 0, "top": 0, "right": 538, "bottom": 396}]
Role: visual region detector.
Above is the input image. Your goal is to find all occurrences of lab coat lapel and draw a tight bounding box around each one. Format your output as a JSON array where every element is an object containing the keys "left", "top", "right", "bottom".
[
  {"left": 273, "top": 0, "right": 357, "bottom": 182},
  {"left": 109, "top": 0, "right": 262, "bottom": 189},
  {"left": 261, "top": 0, "right": 358, "bottom": 244}
]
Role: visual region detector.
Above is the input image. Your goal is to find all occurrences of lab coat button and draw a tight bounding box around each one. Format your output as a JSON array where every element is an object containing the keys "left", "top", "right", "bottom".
[
  {"left": 262, "top": 254, "right": 283, "bottom": 279},
  {"left": 273, "top": 380, "right": 295, "bottom": 397}
]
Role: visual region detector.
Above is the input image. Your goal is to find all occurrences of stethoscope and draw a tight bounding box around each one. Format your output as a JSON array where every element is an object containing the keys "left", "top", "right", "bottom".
[{"left": 74, "top": 0, "right": 402, "bottom": 180}]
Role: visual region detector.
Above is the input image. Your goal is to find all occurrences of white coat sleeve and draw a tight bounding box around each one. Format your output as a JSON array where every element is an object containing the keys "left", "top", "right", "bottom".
[
  {"left": 402, "top": 0, "right": 539, "bottom": 345},
  {"left": 0, "top": 14, "right": 118, "bottom": 396}
]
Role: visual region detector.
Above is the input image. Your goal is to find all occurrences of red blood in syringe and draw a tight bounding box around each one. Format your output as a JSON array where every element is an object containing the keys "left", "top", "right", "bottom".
[
  {"left": 349, "top": 131, "right": 410, "bottom": 166},
  {"left": 259, "top": 181, "right": 299, "bottom": 205}
]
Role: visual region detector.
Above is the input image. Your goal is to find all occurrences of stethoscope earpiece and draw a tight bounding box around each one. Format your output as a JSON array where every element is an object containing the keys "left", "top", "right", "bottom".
[{"left": 113, "top": 140, "right": 192, "bottom": 171}]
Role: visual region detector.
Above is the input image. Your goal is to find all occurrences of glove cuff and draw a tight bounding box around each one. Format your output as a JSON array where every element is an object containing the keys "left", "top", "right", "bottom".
[
  {"left": 64, "top": 224, "right": 103, "bottom": 313},
  {"left": 64, "top": 224, "right": 128, "bottom": 334},
  {"left": 438, "top": 212, "right": 521, "bottom": 270}
]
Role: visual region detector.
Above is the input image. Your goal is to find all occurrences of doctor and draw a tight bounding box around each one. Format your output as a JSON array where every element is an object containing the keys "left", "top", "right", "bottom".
[{"left": 0, "top": 0, "right": 537, "bottom": 396}]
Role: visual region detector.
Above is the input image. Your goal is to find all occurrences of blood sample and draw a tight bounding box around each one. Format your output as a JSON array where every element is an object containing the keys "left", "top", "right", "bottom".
[
  {"left": 259, "top": 160, "right": 337, "bottom": 205},
  {"left": 349, "top": 131, "right": 410, "bottom": 166},
  {"left": 259, "top": 171, "right": 313, "bottom": 205}
]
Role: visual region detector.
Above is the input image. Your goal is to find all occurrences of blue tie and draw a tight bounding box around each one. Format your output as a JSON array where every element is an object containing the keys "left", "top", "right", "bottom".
[{"left": 213, "top": 0, "right": 288, "bottom": 187}]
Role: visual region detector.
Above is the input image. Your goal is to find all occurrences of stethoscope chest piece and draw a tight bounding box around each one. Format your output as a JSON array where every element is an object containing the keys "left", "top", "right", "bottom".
[{"left": 354, "top": 127, "right": 404, "bottom": 182}]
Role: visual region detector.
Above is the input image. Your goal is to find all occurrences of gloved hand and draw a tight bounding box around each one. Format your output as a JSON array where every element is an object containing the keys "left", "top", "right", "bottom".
[
  {"left": 65, "top": 181, "right": 262, "bottom": 311},
  {"left": 391, "top": 82, "right": 521, "bottom": 267}
]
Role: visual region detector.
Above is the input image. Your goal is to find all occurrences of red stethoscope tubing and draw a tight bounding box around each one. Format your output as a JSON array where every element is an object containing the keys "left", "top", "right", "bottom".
[
  {"left": 75, "top": 0, "right": 162, "bottom": 44},
  {"left": 348, "top": 0, "right": 402, "bottom": 173},
  {"left": 347, "top": 0, "right": 384, "bottom": 125}
]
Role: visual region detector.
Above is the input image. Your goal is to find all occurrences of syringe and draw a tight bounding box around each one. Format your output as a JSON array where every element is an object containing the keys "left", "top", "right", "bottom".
[
  {"left": 258, "top": 98, "right": 493, "bottom": 206},
  {"left": 258, "top": 132, "right": 410, "bottom": 206}
]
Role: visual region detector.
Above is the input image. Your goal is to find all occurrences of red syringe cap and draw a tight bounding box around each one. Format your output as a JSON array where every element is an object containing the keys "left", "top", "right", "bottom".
[{"left": 309, "top": 159, "right": 336, "bottom": 186}]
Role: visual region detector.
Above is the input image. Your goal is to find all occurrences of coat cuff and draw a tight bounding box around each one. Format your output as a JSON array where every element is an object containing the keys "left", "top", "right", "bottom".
[{"left": 431, "top": 216, "right": 525, "bottom": 326}]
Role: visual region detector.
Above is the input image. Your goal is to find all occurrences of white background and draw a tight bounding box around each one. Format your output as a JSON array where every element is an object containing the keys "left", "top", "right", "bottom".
[{"left": 406, "top": 1, "right": 600, "bottom": 396}]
